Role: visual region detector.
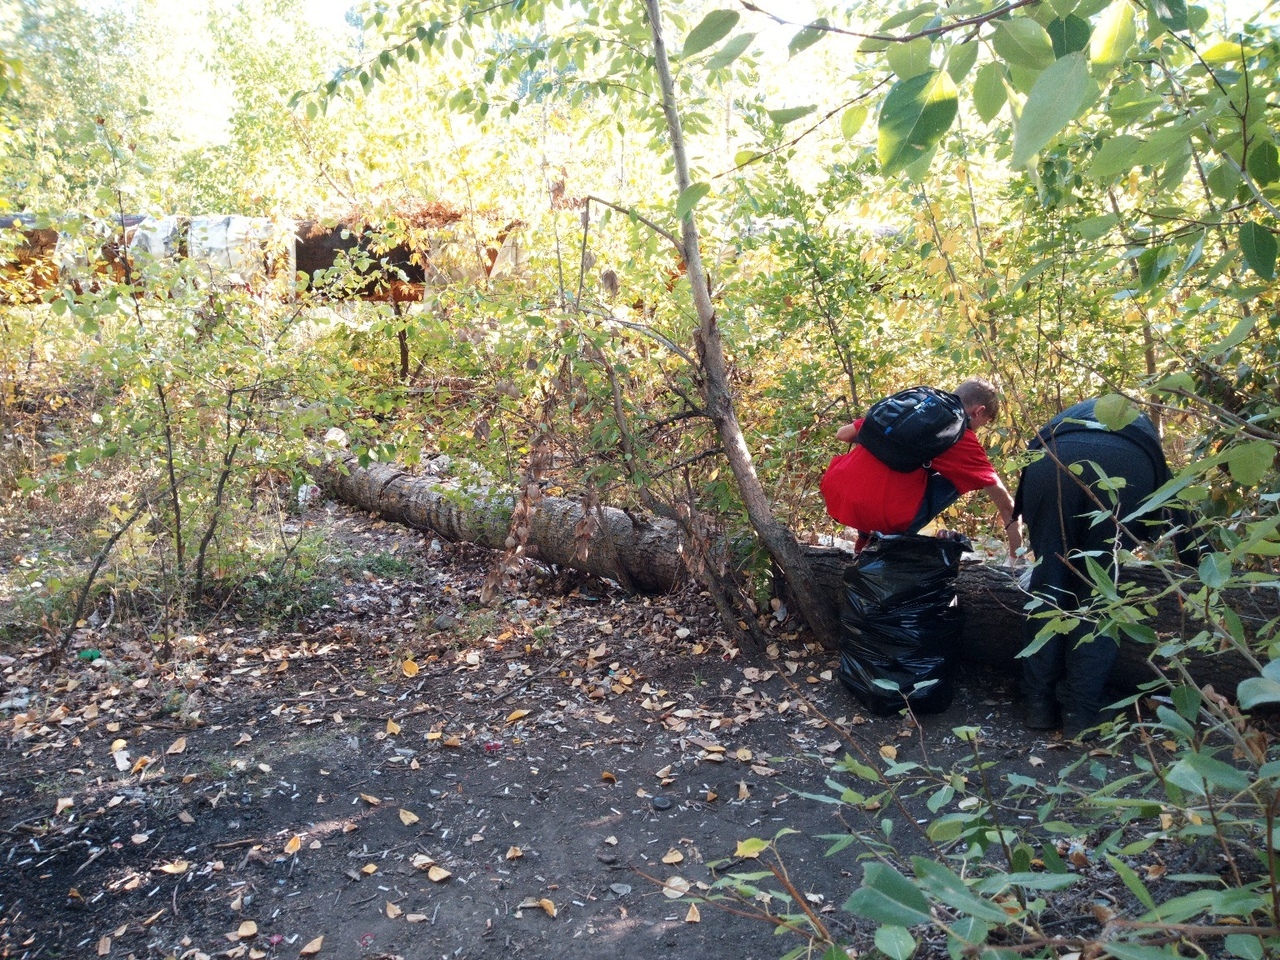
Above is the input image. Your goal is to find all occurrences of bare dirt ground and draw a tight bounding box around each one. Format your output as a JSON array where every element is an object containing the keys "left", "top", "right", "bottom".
[{"left": 1, "top": 500, "right": 1139, "bottom": 960}]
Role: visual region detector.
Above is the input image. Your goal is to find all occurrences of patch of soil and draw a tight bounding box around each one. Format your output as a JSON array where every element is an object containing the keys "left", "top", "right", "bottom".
[{"left": 1, "top": 503, "right": 1142, "bottom": 960}]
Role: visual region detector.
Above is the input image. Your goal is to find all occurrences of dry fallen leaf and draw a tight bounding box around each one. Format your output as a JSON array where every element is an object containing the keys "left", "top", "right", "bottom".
[
  {"left": 879, "top": 744, "right": 898, "bottom": 761},
  {"left": 685, "top": 903, "right": 701, "bottom": 923},
  {"left": 97, "top": 937, "right": 111, "bottom": 956},
  {"left": 178, "top": 810, "right": 195, "bottom": 825},
  {"left": 166, "top": 736, "right": 187, "bottom": 755},
  {"left": 601, "top": 771, "right": 617, "bottom": 783},
  {"left": 506, "top": 846, "right": 523, "bottom": 861},
  {"left": 539, "top": 898, "right": 557, "bottom": 917},
  {"left": 299, "top": 935, "right": 324, "bottom": 956},
  {"left": 284, "top": 835, "right": 302, "bottom": 856},
  {"left": 411, "top": 853, "right": 435, "bottom": 869},
  {"left": 359, "top": 793, "right": 381, "bottom": 806},
  {"left": 402, "top": 658, "right": 419, "bottom": 677},
  {"left": 155, "top": 861, "right": 189, "bottom": 875},
  {"left": 398, "top": 808, "right": 420, "bottom": 826},
  {"left": 406, "top": 913, "right": 428, "bottom": 923},
  {"left": 361, "top": 864, "right": 378, "bottom": 876},
  {"left": 386, "top": 718, "right": 401, "bottom": 735},
  {"left": 386, "top": 902, "right": 402, "bottom": 919},
  {"left": 235, "top": 732, "right": 252, "bottom": 747},
  {"left": 238, "top": 920, "right": 258, "bottom": 939},
  {"left": 506, "top": 709, "right": 530, "bottom": 723},
  {"left": 662, "top": 876, "right": 690, "bottom": 899},
  {"left": 662, "top": 849, "right": 684, "bottom": 865},
  {"left": 55, "top": 797, "right": 74, "bottom": 816},
  {"left": 738, "top": 781, "right": 751, "bottom": 801},
  {"left": 428, "top": 865, "right": 452, "bottom": 883}
]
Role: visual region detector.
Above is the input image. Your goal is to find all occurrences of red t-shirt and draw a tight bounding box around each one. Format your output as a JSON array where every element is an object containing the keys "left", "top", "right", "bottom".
[{"left": 820, "top": 419, "right": 998, "bottom": 533}]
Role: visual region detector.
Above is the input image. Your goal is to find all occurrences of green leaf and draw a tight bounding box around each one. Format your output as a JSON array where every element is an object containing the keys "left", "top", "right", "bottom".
[
  {"left": 682, "top": 10, "right": 740, "bottom": 58},
  {"left": 1248, "top": 138, "right": 1280, "bottom": 186},
  {"left": 1073, "top": 213, "right": 1118, "bottom": 239},
  {"left": 875, "top": 925, "right": 917, "bottom": 960},
  {"left": 1107, "top": 944, "right": 1189, "bottom": 960},
  {"left": 1208, "top": 162, "right": 1242, "bottom": 200},
  {"left": 1208, "top": 314, "right": 1256, "bottom": 357},
  {"left": 1150, "top": 0, "right": 1188, "bottom": 32},
  {"left": 1090, "top": 1, "right": 1136, "bottom": 69},
  {"left": 705, "top": 32, "right": 755, "bottom": 71},
  {"left": 972, "top": 62, "right": 1007, "bottom": 124},
  {"left": 789, "top": 18, "right": 830, "bottom": 57},
  {"left": 1166, "top": 751, "right": 1251, "bottom": 795},
  {"left": 1106, "top": 854, "right": 1157, "bottom": 911},
  {"left": 912, "top": 858, "right": 1012, "bottom": 923},
  {"left": 887, "top": 37, "right": 932, "bottom": 80},
  {"left": 1198, "top": 552, "right": 1232, "bottom": 590},
  {"left": 947, "top": 41, "right": 979, "bottom": 82},
  {"left": 878, "top": 70, "right": 958, "bottom": 177},
  {"left": 844, "top": 863, "right": 933, "bottom": 927},
  {"left": 1240, "top": 222, "right": 1277, "bottom": 280},
  {"left": 768, "top": 105, "right": 817, "bottom": 125},
  {"left": 675, "top": 182, "right": 711, "bottom": 221},
  {"left": 1224, "top": 935, "right": 1264, "bottom": 960},
  {"left": 1088, "top": 133, "right": 1143, "bottom": 180},
  {"left": 1012, "top": 52, "right": 1090, "bottom": 167},
  {"left": 1228, "top": 440, "right": 1276, "bottom": 486},
  {"left": 1095, "top": 393, "right": 1139, "bottom": 431},
  {"left": 992, "top": 19, "right": 1057, "bottom": 71},
  {"left": 1201, "top": 40, "right": 1254, "bottom": 65},
  {"left": 841, "top": 105, "right": 869, "bottom": 138},
  {"left": 1048, "top": 15, "right": 1091, "bottom": 57},
  {"left": 1238, "top": 677, "right": 1280, "bottom": 710}
]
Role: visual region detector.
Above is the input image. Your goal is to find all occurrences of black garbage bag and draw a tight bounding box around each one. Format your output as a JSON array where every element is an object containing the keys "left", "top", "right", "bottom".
[{"left": 838, "top": 533, "right": 967, "bottom": 715}]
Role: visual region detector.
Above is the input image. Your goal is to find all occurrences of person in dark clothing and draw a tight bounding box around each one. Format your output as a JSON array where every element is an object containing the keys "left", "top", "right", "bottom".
[{"left": 1014, "top": 398, "right": 1196, "bottom": 740}]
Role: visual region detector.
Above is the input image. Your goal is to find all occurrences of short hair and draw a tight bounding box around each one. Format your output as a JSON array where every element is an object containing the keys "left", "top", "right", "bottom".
[{"left": 955, "top": 377, "right": 1000, "bottom": 421}]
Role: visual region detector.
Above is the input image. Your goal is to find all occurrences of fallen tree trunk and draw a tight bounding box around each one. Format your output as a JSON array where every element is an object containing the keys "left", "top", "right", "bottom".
[{"left": 318, "top": 456, "right": 1278, "bottom": 695}]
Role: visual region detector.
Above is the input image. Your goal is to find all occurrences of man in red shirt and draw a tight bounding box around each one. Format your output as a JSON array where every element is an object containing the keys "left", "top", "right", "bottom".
[{"left": 821, "top": 378, "right": 1023, "bottom": 556}]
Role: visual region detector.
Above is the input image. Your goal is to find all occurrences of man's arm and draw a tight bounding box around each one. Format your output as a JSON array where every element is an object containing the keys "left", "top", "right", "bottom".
[
  {"left": 982, "top": 479, "right": 1024, "bottom": 554},
  {"left": 835, "top": 422, "right": 859, "bottom": 444}
]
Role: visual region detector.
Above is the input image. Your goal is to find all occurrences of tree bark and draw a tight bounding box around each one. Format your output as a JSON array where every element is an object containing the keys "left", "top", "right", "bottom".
[
  {"left": 317, "top": 455, "right": 685, "bottom": 593},
  {"left": 318, "top": 455, "right": 1277, "bottom": 696}
]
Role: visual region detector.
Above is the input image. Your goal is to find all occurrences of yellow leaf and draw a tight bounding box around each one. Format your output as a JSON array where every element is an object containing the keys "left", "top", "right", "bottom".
[
  {"left": 506, "top": 846, "right": 523, "bottom": 860},
  {"left": 601, "top": 771, "right": 617, "bottom": 783},
  {"left": 156, "top": 860, "right": 189, "bottom": 875},
  {"left": 386, "top": 718, "right": 401, "bottom": 735},
  {"left": 685, "top": 903, "right": 701, "bottom": 923},
  {"left": 110, "top": 738, "right": 127, "bottom": 752},
  {"left": 398, "top": 809, "right": 420, "bottom": 826},
  {"left": 359, "top": 793, "right": 381, "bottom": 806},
  {"left": 402, "top": 659, "right": 419, "bottom": 677},
  {"left": 166, "top": 736, "right": 187, "bottom": 755},
  {"left": 505, "top": 709, "right": 530, "bottom": 723},
  {"left": 442, "top": 736, "right": 462, "bottom": 748},
  {"left": 299, "top": 935, "right": 324, "bottom": 956},
  {"left": 539, "top": 898, "right": 557, "bottom": 917},
  {"left": 662, "top": 849, "right": 684, "bottom": 864},
  {"left": 238, "top": 920, "right": 258, "bottom": 938},
  {"left": 284, "top": 835, "right": 302, "bottom": 855},
  {"left": 55, "top": 797, "right": 74, "bottom": 816},
  {"left": 386, "top": 902, "right": 402, "bottom": 919},
  {"left": 361, "top": 863, "right": 378, "bottom": 875},
  {"left": 426, "top": 730, "right": 443, "bottom": 741},
  {"left": 879, "top": 744, "right": 898, "bottom": 761},
  {"left": 427, "top": 865, "right": 451, "bottom": 883}
]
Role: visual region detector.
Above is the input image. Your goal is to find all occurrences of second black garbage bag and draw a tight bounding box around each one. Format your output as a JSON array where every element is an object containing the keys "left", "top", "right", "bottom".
[{"left": 838, "top": 533, "right": 967, "bottom": 715}]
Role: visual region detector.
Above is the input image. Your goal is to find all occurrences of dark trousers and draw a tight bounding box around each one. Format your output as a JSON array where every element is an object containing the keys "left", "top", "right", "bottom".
[{"left": 1019, "top": 432, "right": 1160, "bottom": 723}]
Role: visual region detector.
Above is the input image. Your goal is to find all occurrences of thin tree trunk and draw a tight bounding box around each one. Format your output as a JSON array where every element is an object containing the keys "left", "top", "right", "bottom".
[{"left": 642, "top": 0, "right": 839, "bottom": 645}]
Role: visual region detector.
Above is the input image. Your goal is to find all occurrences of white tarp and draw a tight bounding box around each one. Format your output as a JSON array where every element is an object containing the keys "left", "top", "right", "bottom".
[
  {"left": 128, "top": 216, "right": 182, "bottom": 260},
  {"left": 188, "top": 215, "right": 295, "bottom": 291}
]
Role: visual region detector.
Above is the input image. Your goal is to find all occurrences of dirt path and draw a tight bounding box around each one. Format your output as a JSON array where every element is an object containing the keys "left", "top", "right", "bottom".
[{"left": 1, "top": 503, "right": 1129, "bottom": 960}]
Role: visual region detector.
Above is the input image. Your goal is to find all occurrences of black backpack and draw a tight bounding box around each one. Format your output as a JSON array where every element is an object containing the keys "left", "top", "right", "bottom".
[{"left": 856, "top": 386, "right": 968, "bottom": 472}]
